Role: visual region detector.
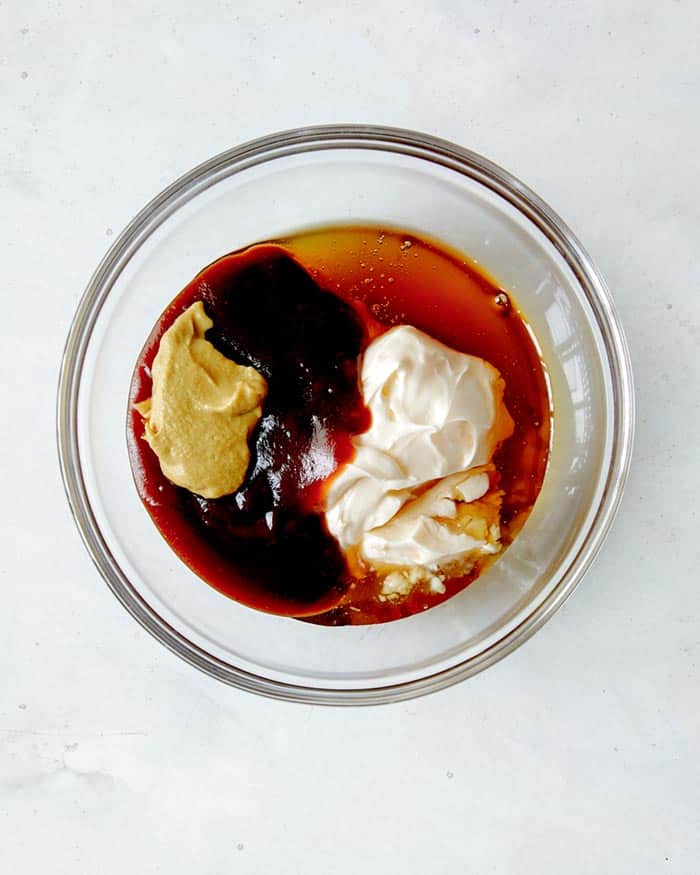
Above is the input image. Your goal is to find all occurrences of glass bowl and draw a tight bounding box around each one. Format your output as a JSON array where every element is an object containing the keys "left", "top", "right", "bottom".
[{"left": 57, "top": 125, "right": 634, "bottom": 704}]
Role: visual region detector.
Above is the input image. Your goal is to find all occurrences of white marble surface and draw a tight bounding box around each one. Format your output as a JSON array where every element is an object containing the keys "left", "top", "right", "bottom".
[{"left": 2, "top": 1, "right": 699, "bottom": 871}]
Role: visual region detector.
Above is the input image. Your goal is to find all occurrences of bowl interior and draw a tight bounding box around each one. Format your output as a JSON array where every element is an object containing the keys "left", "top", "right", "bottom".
[{"left": 71, "top": 139, "right": 618, "bottom": 695}]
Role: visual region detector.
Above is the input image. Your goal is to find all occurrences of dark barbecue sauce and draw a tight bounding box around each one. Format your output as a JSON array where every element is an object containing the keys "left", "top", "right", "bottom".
[{"left": 128, "top": 227, "right": 551, "bottom": 625}]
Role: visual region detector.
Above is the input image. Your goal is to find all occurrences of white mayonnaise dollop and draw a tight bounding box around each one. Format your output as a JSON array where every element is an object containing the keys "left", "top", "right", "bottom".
[{"left": 324, "top": 325, "right": 513, "bottom": 572}]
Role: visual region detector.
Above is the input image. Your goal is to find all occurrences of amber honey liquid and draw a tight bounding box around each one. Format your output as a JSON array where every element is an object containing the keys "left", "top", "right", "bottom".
[{"left": 128, "top": 226, "right": 551, "bottom": 625}]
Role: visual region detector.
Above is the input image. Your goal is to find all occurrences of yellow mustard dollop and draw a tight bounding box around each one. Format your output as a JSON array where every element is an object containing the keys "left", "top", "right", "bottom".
[{"left": 135, "top": 301, "right": 267, "bottom": 499}]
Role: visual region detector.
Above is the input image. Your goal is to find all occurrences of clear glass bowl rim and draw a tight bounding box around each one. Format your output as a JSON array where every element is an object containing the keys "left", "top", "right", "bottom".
[{"left": 56, "top": 124, "right": 635, "bottom": 705}]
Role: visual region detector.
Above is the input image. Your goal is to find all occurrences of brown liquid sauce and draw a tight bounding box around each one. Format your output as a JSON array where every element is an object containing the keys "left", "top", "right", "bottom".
[{"left": 128, "top": 226, "right": 551, "bottom": 625}]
